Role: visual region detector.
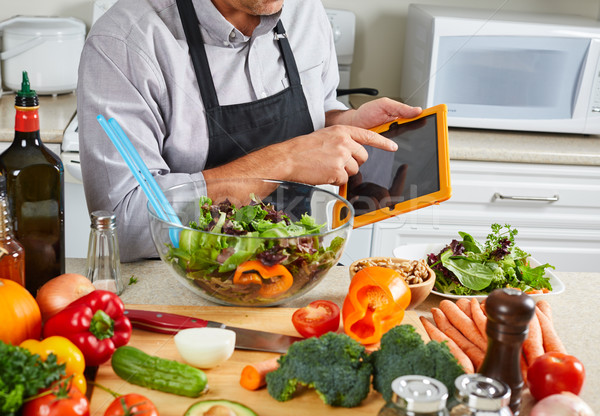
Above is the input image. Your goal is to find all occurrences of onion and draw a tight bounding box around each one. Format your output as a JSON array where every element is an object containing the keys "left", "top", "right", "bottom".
[
  {"left": 530, "top": 392, "right": 594, "bottom": 416},
  {"left": 36, "top": 273, "right": 95, "bottom": 321},
  {"left": 174, "top": 328, "right": 236, "bottom": 368}
]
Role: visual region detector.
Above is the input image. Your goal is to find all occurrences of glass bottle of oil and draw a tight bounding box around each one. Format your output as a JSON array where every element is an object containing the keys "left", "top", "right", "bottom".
[
  {"left": 0, "top": 175, "right": 25, "bottom": 286},
  {"left": 0, "top": 71, "right": 65, "bottom": 295}
]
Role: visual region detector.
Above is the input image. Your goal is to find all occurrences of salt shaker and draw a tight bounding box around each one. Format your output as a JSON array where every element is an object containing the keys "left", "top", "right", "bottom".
[
  {"left": 449, "top": 374, "right": 512, "bottom": 416},
  {"left": 378, "top": 375, "right": 450, "bottom": 416},
  {"left": 86, "top": 210, "right": 123, "bottom": 294}
]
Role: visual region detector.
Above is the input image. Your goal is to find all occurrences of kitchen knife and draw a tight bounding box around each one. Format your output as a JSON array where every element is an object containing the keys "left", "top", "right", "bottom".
[{"left": 124, "top": 309, "right": 302, "bottom": 354}]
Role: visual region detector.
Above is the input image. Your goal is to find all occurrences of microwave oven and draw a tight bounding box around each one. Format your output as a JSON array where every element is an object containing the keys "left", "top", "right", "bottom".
[{"left": 400, "top": 4, "right": 600, "bottom": 135}]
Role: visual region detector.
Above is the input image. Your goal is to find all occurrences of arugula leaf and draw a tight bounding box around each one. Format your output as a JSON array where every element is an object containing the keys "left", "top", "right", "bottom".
[
  {"left": 440, "top": 250, "right": 495, "bottom": 291},
  {"left": 458, "top": 231, "right": 484, "bottom": 253}
]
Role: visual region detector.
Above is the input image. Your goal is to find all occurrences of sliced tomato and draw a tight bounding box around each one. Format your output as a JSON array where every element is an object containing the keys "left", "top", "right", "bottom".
[
  {"left": 292, "top": 300, "right": 340, "bottom": 338},
  {"left": 527, "top": 352, "right": 585, "bottom": 401},
  {"left": 22, "top": 381, "right": 89, "bottom": 416},
  {"left": 104, "top": 393, "right": 159, "bottom": 416}
]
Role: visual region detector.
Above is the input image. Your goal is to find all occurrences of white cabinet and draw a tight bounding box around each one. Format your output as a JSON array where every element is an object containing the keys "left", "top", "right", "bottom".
[{"left": 342, "top": 160, "right": 600, "bottom": 272}]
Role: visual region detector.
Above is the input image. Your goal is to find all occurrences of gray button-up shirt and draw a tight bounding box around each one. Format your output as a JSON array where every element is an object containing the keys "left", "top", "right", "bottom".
[{"left": 77, "top": 0, "right": 346, "bottom": 261}]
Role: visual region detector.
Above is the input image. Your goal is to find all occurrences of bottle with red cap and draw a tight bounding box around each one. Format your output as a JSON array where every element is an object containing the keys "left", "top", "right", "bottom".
[{"left": 0, "top": 71, "right": 65, "bottom": 296}]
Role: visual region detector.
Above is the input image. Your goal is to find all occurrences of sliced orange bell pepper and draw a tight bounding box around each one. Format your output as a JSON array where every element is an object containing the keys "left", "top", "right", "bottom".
[
  {"left": 233, "top": 260, "right": 293, "bottom": 298},
  {"left": 20, "top": 335, "right": 87, "bottom": 394},
  {"left": 342, "top": 266, "right": 411, "bottom": 345}
]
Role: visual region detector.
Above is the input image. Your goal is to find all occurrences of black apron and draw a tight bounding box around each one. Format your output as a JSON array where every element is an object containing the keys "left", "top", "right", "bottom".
[{"left": 176, "top": 0, "right": 315, "bottom": 169}]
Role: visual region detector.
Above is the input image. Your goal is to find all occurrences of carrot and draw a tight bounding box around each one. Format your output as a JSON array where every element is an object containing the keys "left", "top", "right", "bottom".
[
  {"left": 469, "top": 298, "right": 488, "bottom": 344},
  {"left": 455, "top": 298, "right": 472, "bottom": 319},
  {"left": 431, "top": 307, "right": 485, "bottom": 370},
  {"left": 521, "top": 352, "right": 528, "bottom": 384},
  {"left": 240, "top": 356, "right": 280, "bottom": 390},
  {"left": 439, "top": 300, "right": 487, "bottom": 351},
  {"left": 522, "top": 311, "right": 544, "bottom": 366},
  {"left": 420, "top": 316, "right": 474, "bottom": 373},
  {"left": 536, "top": 300, "right": 553, "bottom": 321},
  {"left": 536, "top": 306, "right": 567, "bottom": 354}
]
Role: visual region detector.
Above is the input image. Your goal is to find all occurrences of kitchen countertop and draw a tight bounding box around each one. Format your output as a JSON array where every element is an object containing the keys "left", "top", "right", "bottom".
[
  {"left": 1, "top": 91, "right": 600, "bottom": 166},
  {"left": 0, "top": 92, "right": 77, "bottom": 142},
  {"left": 66, "top": 258, "right": 599, "bottom": 413}
]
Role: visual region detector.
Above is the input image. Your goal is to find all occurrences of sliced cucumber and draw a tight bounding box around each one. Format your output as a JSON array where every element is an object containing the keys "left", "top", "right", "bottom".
[{"left": 184, "top": 399, "right": 258, "bottom": 416}]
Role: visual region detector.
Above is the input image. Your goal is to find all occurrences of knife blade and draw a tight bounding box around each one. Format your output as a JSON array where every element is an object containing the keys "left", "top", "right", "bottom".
[{"left": 124, "top": 309, "right": 302, "bottom": 354}]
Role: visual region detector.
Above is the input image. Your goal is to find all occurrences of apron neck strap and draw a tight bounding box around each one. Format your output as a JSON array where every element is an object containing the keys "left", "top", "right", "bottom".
[
  {"left": 274, "top": 20, "right": 301, "bottom": 87},
  {"left": 176, "top": 0, "right": 219, "bottom": 108}
]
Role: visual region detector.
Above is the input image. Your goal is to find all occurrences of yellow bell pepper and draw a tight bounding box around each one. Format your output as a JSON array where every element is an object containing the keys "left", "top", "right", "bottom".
[{"left": 20, "top": 335, "right": 87, "bottom": 394}]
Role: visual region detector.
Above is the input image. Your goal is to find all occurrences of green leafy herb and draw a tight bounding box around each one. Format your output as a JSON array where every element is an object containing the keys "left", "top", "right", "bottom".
[
  {"left": 128, "top": 276, "right": 138, "bottom": 285},
  {"left": 0, "top": 341, "right": 66, "bottom": 415}
]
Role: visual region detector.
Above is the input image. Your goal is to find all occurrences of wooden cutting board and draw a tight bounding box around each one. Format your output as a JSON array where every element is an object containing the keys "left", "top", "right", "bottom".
[{"left": 89, "top": 305, "right": 429, "bottom": 416}]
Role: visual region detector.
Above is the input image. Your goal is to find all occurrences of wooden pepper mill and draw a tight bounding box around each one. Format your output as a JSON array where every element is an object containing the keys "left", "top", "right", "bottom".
[{"left": 479, "top": 288, "right": 535, "bottom": 415}]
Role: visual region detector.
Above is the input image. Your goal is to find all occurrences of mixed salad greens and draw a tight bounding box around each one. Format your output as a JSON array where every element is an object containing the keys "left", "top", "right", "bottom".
[
  {"left": 426, "top": 224, "right": 554, "bottom": 296},
  {"left": 166, "top": 195, "right": 345, "bottom": 303}
]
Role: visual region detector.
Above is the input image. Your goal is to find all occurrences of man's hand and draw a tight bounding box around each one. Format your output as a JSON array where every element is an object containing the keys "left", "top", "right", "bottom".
[
  {"left": 204, "top": 125, "right": 397, "bottom": 186},
  {"left": 203, "top": 98, "right": 421, "bottom": 186},
  {"left": 326, "top": 97, "right": 422, "bottom": 129}
]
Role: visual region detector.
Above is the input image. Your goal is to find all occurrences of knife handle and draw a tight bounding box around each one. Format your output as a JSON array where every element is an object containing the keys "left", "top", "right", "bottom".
[{"left": 124, "top": 309, "right": 209, "bottom": 335}]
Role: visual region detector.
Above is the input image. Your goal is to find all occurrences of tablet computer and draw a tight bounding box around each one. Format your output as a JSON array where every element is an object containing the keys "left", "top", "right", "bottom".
[{"left": 339, "top": 103, "right": 451, "bottom": 229}]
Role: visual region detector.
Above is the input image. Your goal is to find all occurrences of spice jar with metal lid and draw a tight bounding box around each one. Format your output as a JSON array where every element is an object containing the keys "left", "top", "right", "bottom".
[
  {"left": 449, "top": 374, "right": 512, "bottom": 416},
  {"left": 378, "top": 375, "right": 450, "bottom": 416},
  {"left": 86, "top": 210, "right": 123, "bottom": 294}
]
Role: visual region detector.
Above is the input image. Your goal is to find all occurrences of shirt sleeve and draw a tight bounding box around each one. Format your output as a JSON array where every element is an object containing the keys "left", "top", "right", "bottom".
[{"left": 77, "top": 33, "right": 205, "bottom": 262}]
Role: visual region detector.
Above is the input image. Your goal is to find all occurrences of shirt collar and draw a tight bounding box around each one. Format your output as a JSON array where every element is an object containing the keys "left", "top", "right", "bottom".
[{"left": 195, "top": 0, "right": 282, "bottom": 44}]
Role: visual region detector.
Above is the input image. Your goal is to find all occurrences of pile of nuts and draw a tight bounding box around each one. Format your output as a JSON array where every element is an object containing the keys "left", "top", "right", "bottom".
[{"left": 350, "top": 258, "right": 432, "bottom": 285}]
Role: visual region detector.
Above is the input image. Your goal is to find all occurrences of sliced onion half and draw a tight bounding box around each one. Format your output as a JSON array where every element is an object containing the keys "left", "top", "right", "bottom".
[{"left": 174, "top": 327, "right": 236, "bottom": 369}]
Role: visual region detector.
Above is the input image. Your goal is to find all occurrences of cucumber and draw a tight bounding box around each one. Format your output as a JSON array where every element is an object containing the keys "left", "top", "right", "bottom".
[
  {"left": 111, "top": 345, "right": 208, "bottom": 397},
  {"left": 184, "top": 400, "right": 258, "bottom": 416}
]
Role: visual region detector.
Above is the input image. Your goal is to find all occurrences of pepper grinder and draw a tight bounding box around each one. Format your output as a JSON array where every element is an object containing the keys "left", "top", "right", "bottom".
[
  {"left": 478, "top": 288, "right": 535, "bottom": 415},
  {"left": 86, "top": 210, "right": 123, "bottom": 295}
]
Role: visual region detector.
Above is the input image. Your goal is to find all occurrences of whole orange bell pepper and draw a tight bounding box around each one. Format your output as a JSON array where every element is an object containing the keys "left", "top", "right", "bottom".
[
  {"left": 233, "top": 260, "right": 293, "bottom": 298},
  {"left": 20, "top": 336, "right": 87, "bottom": 394},
  {"left": 342, "top": 266, "right": 411, "bottom": 345}
]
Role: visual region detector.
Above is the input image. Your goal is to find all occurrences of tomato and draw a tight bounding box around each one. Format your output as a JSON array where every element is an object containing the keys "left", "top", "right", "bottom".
[
  {"left": 292, "top": 300, "right": 340, "bottom": 338},
  {"left": 22, "top": 381, "right": 89, "bottom": 416},
  {"left": 527, "top": 352, "right": 585, "bottom": 401},
  {"left": 104, "top": 394, "right": 159, "bottom": 416}
]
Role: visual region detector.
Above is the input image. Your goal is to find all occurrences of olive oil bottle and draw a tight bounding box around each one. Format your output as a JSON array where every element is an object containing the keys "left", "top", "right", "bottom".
[{"left": 0, "top": 71, "right": 65, "bottom": 295}]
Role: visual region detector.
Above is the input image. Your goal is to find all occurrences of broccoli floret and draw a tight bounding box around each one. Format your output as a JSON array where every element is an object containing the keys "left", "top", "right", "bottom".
[
  {"left": 266, "top": 332, "right": 372, "bottom": 407},
  {"left": 370, "top": 325, "right": 465, "bottom": 402}
]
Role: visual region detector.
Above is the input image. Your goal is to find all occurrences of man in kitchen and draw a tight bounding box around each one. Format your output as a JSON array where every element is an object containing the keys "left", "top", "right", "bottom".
[{"left": 77, "top": 0, "right": 421, "bottom": 262}]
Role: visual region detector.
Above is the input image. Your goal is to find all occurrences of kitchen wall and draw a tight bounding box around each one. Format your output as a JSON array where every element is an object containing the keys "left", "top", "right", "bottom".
[{"left": 2, "top": 0, "right": 600, "bottom": 99}]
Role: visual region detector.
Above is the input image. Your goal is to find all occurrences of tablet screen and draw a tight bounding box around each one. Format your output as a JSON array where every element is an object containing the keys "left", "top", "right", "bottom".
[{"left": 347, "top": 114, "right": 439, "bottom": 216}]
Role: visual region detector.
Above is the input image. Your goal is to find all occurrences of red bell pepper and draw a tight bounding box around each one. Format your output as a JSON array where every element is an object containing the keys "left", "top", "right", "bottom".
[{"left": 43, "top": 290, "right": 132, "bottom": 366}]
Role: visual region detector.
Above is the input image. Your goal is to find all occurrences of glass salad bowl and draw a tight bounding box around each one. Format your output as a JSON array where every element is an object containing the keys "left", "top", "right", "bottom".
[{"left": 148, "top": 178, "right": 354, "bottom": 306}]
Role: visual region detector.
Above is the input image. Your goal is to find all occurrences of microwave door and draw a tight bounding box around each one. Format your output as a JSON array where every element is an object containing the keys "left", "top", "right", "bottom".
[{"left": 434, "top": 36, "right": 590, "bottom": 126}]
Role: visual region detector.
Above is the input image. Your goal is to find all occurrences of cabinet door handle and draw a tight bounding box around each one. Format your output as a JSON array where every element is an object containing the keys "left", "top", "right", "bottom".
[{"left": 492, "top": 192, "right": 559, "bottom": 202}]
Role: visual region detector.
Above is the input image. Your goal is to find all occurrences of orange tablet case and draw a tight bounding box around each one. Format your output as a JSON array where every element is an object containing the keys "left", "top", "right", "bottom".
[{"left": 337, "top": 103, "right": 451, "bottom": 229}]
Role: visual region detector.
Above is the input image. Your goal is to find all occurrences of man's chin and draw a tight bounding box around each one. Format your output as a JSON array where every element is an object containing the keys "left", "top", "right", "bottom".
[{"left": 255, "top": 0, "right": 284, "bottom": 16}]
